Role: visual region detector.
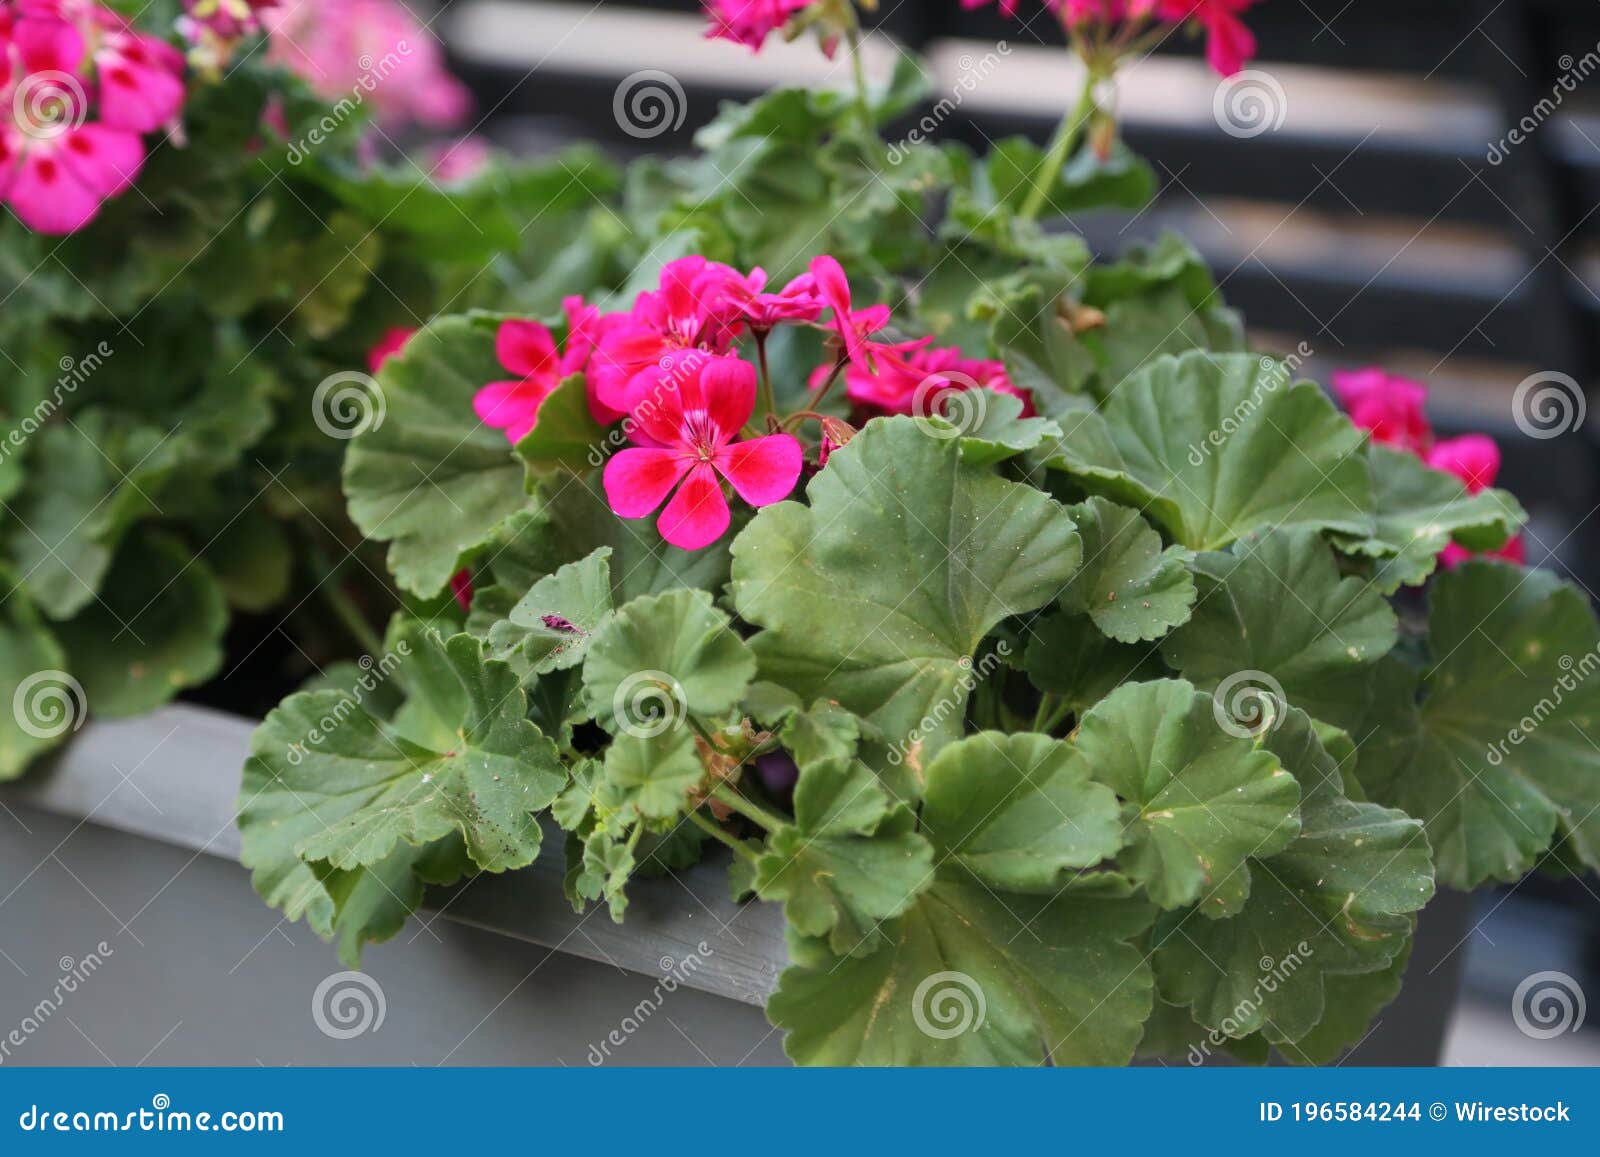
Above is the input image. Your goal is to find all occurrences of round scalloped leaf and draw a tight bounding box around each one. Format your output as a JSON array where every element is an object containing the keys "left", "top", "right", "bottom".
[
  {"left": 599, "top": 726, "right": 705, "bottom": 823},
  {"left": 755, "top": 759, "right": 934, "bottom": 957},
  {"left": 920, "top": 731, "right": 1123, "bottom": 891},
  {"left": 731, "top": 417, "right": 1081, "bottom": 783},
  {"left": 1071, "top": 679, "right": 1302, "bottom": 910},
  {"left": 487, "top": 546, "right": 615, "bottom": 679},
  {"left": 1044, "top": 351, "right": 1374, "bottom": 550},
  {"left": 768, "top": 874, "right": 1155, "bottom": 1066},
  {"left": 1161, "top": 528, "right": 1398, "bottom": 731},
  {"left": 1354, "top": 562, "right": 1600, "bottom": 888},
  {"left": 921, "top": 390, "right": 1062, "bottom": 467},
  {"left": 581, "top": 588, "right": 756, "bottom": 731},
  {"left": 1062, "top": 497, "right": 1196, "bottom": 643},
  {"left": 1153, "top": 710, "right": 1432, "bottom": 1046},
  {"left": 342, "top": 316, "right": 529, "bottom": 597},
  {"left": 239, "top": 629, "right": 564, "bottom": 888},
  {"left": 1334, "top": 444, "right": 1525, "bottom": 592}
]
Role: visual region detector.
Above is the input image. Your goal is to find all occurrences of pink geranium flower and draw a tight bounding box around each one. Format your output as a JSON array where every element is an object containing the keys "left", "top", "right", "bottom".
[
  {"left": 828, "top": 342, "right": 1034, "bottom": 418},
  {"left": 366, "top": 326, "right": 415, "bottom": 372},
  {"left": 1425, "top": 435, "right": 1500, "bottom": 495},
  {"left": 703, "top": 0, "right": 814, "bottom": 52},
  {"left": 1331, "top": 367, "right": 1432, "bottom": 455},
  {"left": 721, "top": 266, "right": 825, "bottom": 331},
  {"left": 602, "top": 356, "right": 802, "bottom": 550},
  {"left": 810, "top": 254, "right": 891, "bottom": 372},
  {"left": 590, "top": 256, "right": 753, "bottom": 413},
  {"left": 1156, "top": 0, "right": 1259, "bottom": 77},
  {"left": 475, "top": 303, "right": 622, "bottom": 443}
]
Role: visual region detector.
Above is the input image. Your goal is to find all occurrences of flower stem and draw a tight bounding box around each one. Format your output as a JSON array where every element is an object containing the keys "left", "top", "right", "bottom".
[
  {"left": 1018, "top": 69, "right": 1101, "bottom": 223},
  {"left": 848, "top": 25, "right": 872, "bottom": 126},
  {"left": 755, "top": 331, "right": 777, "bottom": 423},
  {"left": 688, "top": 809, "right": 760, "bottom": 862},
  {"left": 712, "top": 783, "right": 786, "bottom": 832},
  {"left": 807, "top": 354, "right": 849, "bottom": 415}
]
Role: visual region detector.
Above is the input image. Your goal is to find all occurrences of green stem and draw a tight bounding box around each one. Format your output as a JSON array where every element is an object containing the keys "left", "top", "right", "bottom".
[
  {"left": 1031, "top": 693, "right": 1063, "bottom": 733},
  {"left": 848, "top": 25, "right": 872, "bottom": 125},
  {"left": 1018, "top": 70, "right": 1100, "bottom": 223},
  {"left": 807, "top": 354, "right": 849, "bottom": 415},
  {"left": 755, "top": 331, "right": 776, "bottom": 423},
  {"left": 712, "top": 784, "right": 786, "bottom": 833},
  {"left": 688, "top": 810, "right": 759, "bottom": 862},
  {"left": 305, "top": 542, "right": 385, "bottom": 658}
]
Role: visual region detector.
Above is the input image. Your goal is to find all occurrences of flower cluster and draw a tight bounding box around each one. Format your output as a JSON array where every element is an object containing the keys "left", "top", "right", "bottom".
[
  {"left": 702, "top": 0, "right": 816, "bottom": 52},
  {"left": 263, "top": 0, "right": 471, "bottom": 132},
  {"left": 0, "top": 0, "right": 187, "bottom": 233},
  {"left": 176, "top": 0, "right": 277, "bottom": 73},
  {"left": 1333, "top": 367, "right": 1525, "bottom": 566},
  {"left": 965, "top": 0, "right": 1260, "bottom": 76},
  {"left": 477, "top": 255, "right": 1030, "bottom": 551}
]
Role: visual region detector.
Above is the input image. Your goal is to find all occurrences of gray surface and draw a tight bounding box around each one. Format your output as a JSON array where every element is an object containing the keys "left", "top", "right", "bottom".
[
  {"left": 0, "top": 807, "right": 786, "bottom": 1065},
  {"left": 0, "top": 705, "right": 788, "bottom": 1009}
]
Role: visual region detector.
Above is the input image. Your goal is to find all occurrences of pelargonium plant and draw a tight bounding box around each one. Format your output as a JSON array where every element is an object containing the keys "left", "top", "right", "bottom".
[{"left": 3, "top": 0, "right": 1583, "bottom": 1067}]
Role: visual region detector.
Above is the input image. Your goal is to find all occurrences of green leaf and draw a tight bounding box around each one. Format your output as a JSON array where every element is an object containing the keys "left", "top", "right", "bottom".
[
  {"left": 732, "top": 417, "right": 1081, "bottom": 780},
  {"left": 755, "top": 758, "right": 933, "bottom": 956},
  {"left": 1044, "top": 351, "right": 1374, "bottom": 550},
  {"left": 1355, "top": 563, "right": 1600, "bottom": 887},
  {"left": 1072, "top": 679, "right": 1302, "bottom": 910},
  {"left": 769, "top": 874, "right": 1155, "bottom": 1066},
  {"left": 0, "top": 571, "right": 70, "bottom": 780},
  {"left": 1153, "top": 710, "right": 1432, "bottom": 1045},
  {"left": 487, "top": 547, "right": 614, "bottom": 679},
  {"left": 202, "top": 508, "right": 292, "bottom": 613},
  {"left": 238, "top": 629, "right": 566, "bottom": 933},
  {"left": 923, "top": 390, "right": 1062, "bottom": 466},
  {"left": 56, "top": 530, "right": 227, "bottom": 718},
  {"left": 343, "top": 316, "right": 528, "bottom": 596},
  {"left": 1280, "top": 942, "right": 1413, "bottom": 1065},
  {"left": 313, "top": 835, "right": 474, "bottom": 967},
  {"left": 1023, "top": 612, "right": 1165, "bottom": 713},
  {"left": 512, "top": 374, "right": 608, "bottom": 478},
  {"left": 599, "top": 727, "right": 704, "bottom": 823},
  {"left": 581, "top": 588, "right": 756, "bottom": 731},
  {"left": 1062, "top": 497, "right": 1196, "bottom": 643},
  {"left": 920, "top": 731, "right": 1123, "bottom": 892},
  {"left": 1161, "top": 528, "right": 1398, "bottom": 730},
  {"left": 1334, "top": 444, "right": 1526, "bottom": 592}
]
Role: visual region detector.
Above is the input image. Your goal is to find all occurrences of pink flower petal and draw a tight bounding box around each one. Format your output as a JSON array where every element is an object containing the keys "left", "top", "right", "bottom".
[
  {"left": 1426, "top": 435, "right": 1501, "bottom": 494},
  {"left": 475, "top": 378, "right": 552, "bottom": 443},
  {"left": 603, "top": 448, "right": 692, "bottom": 518},
  {"left": 366, "top": 326, "right": 416, "bottom": 373},
  {"left": 716, "top": 434, "right": 803, "bottom": 507},
  {"left": 695, "top": 356, "right": 758, "bottom": 441},
  {"left": 3, "top": 143, "right": 102, "bottom": 234},
  {"left": 496, "top": 319, "right": 559, "bottom": 379},
  {"left": 55, "top": 123, "right": 145, "bottom": 198},
  {"left": 658, "top": 462, "right": 731, "bottom": 550}
]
